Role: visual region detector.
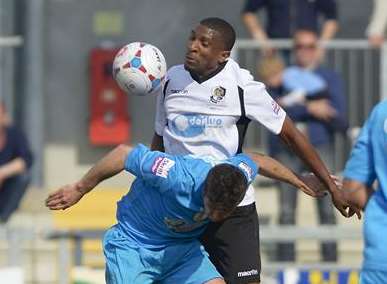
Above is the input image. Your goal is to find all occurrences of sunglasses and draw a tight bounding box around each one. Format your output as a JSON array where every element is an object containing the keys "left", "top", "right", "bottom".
[{"left": 294, "top": 43, "right": 317, "bottom": 50}]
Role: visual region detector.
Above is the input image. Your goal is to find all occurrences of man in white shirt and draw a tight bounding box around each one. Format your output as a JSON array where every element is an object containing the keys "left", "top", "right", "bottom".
[{"left": 151, "top": 17, "right": 355, "bottom": 283}]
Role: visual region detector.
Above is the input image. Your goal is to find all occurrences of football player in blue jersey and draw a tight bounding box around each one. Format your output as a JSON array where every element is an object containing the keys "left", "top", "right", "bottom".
[
  {"left": 46, "top": 143, "right": 324, "bottom": 284},
  {"left": 342, "top": 100, "right": 387, "bottom": 284}
]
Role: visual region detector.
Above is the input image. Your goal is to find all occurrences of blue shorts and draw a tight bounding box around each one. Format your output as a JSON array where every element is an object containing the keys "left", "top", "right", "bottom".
[
  {"left": 360, "top": 269, "right": 387, "bottom": 284},
  {"left": 103, "top": 225, "right": 222, "bottom": 284}
]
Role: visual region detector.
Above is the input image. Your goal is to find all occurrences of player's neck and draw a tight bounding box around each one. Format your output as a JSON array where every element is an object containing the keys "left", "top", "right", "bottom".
[{"left": 189, "top": 61, "right": 227, "bottom": 83}]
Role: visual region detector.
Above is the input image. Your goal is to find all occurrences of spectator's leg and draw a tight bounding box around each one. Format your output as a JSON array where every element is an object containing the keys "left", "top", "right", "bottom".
[
  {"left": 0, "top": 173, "right": 30, "bottom": 223},
  {"left": 316, "top": 145, "right": 337, "bottom": 262},
  {"left": 317, "top": 195, "right": 337, "bottom": 262},
  {"left": 276, "top": 151, "right": 301, "bottom": 262}
]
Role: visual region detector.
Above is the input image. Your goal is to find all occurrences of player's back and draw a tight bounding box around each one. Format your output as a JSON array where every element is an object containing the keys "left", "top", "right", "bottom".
[{"left": 116, "top": 145, "right": 213, "bottom": 249}]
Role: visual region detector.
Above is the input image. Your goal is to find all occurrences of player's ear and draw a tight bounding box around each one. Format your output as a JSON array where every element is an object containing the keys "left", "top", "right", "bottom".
[{"left": 218, "top": 50, "right": 230, "bottom": 64}]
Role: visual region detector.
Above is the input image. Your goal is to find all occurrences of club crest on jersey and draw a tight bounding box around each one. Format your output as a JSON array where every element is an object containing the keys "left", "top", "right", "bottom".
[{"left": 210, "top": 86, "right": 226, "bottom": 104}]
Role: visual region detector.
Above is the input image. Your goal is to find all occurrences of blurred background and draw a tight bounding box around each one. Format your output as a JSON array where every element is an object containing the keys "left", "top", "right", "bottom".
[{"left": 0, "top": 0, "right": 384, "bottom": 283}]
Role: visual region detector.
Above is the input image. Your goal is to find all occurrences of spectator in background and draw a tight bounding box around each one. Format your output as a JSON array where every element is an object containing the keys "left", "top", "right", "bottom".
[
  {"left": 257, "top": 29, "right": 348, "bottom": 262},
  {"left": 241, "top": 0, "right": 338, "bottom": 56},
  {"left": 0, "top": 102, "right": 32, "bottom": 223},
  {"left": 367, "top": 0, "right": 387, "bottom": 47}
]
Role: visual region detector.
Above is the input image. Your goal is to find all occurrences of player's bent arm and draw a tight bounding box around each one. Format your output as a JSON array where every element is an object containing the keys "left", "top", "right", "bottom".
[
  {"left": 247, "top": 152, "right": 324, "bottom": 198},
  {"left": 151, "top": 132, "right": 165, "bottom": 152},
  {"left": 278, "top": 116, "right": 351, "bottom": 217},
  {"left": 45, "top": 144, "right": 132, "bottom": 210},
  {"left": 342, "top": 179, "right": 375, "bottom": 211}
]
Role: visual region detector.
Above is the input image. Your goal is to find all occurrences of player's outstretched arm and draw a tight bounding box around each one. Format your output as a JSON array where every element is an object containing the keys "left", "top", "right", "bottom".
[
  {"left": 45, "top": 144, "right": 132, "bottom": 210},
  {"left": 278, "top": 116, "right": 351, "bottom": 217},
  {"left": 247, "top": 151, "right": 325, "bottom": 198}
]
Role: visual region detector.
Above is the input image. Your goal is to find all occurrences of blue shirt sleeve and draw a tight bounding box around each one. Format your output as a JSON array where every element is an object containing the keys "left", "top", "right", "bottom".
[
  {"left": 124, "top": 144, "right": 183, "bottom": 191},
  {"left": 227, "top": 154, "right": 259, "bottom": 184},
  {"left": 343, "top": 112, "right": 377, "bottom": 186}
]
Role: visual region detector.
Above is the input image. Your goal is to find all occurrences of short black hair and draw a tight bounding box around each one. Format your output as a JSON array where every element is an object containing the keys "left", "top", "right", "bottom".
[
  {"left": 204, "top": 164, "right": 247, "bottom": 212},
  {"left": 200, "top": 17, "right": 236, "bottom": 51}
]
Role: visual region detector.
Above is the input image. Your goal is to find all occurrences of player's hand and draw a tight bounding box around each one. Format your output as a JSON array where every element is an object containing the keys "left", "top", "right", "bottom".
[
  {"left": 45, "top": 183, "right": 84, "bottom": 210},
  {"left": 297, "top": 173, "right": 328, "bottom": 198},
  {"left": 331, "top": 189, "right": 350, "bottom": 217}
]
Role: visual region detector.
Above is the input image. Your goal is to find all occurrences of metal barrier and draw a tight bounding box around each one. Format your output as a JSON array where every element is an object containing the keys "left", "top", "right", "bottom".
[
  {"left": 0, "top": 225, "right": 362, "bottom": 283},
  {"left": 232, "top": 39, "right": 384, "bottom": 172}
]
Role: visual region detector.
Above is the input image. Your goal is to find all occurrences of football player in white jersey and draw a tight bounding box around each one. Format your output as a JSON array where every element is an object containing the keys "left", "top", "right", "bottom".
[{"left": 152, "top": 17, "right": 356, "bottom": 283}]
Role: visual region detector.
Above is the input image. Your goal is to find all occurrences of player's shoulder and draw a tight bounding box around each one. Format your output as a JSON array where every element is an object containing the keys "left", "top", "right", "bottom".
[
  {"left": 227, "top": 154, "right": 258, "bottom": 183},
  {"left": 374, "top": 100, "right": 387, "bottom": 112},
  {"left": 369, "top": 100, "right": 387, "bottom": 122}
]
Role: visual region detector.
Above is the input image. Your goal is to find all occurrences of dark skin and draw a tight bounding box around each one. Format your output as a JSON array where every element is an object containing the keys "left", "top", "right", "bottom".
[
  {"left": 153, "top": 24, "right": 359, "bottom": 218},
  {"left": 184, "top": 25, "right": 230, "bottom": 78}
]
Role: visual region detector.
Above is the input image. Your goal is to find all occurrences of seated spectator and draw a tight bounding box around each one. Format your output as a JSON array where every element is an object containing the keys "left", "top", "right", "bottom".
[
  {"left": 241, "top": 0, "right": 339, "bottom": 56},
  {"left": 367, "top": 0, "right": 387, "bottom": 47},
  {"left": 0, "top": 102, "right": 33, "bottom": 223},
  {"left": 257, "top": 29, "right": 348, "bottom": 262}
]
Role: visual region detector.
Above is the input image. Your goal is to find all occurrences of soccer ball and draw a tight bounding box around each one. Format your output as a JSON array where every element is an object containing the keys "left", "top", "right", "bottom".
[{"left": 113, "top": 42, "right": 167, "bottom": 96}]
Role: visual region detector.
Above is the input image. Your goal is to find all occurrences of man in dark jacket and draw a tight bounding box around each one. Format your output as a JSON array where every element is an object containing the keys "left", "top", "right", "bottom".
[
  {"left": 0, "top": 102, "right": 33, "bottom": 223},
  {"left": 260, "top": 29, "right": 347, "bottom": 262}
]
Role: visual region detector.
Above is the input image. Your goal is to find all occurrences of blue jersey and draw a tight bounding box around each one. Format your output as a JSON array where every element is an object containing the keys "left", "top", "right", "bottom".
[
  {"left": 116, "top": 144, "right": 258, "bottom": 249},
  {"left": 343, "top": 100, "right": 387, "bottom": 271}
]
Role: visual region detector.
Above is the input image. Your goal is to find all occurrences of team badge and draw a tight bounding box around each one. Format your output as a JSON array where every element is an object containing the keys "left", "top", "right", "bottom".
[{"left": 210, "top": 86, "right": 226, "bottom": 104}]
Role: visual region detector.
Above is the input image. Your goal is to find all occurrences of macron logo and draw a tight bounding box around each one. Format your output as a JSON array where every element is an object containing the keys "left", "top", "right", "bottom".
[
  {"left": 151, "top": 157, "right": 175, "bottom": 178},
  {"left": 237, "top": 269, "right": 259, "bottom": 278}
]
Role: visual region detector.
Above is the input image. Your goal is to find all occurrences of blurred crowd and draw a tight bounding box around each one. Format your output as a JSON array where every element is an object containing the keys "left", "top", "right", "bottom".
[{"left": 240, "top": 0, "right": 386, "bottom": 262}]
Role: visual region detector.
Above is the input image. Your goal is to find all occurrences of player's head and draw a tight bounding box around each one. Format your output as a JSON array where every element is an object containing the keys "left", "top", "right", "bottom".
[
  {"left": 293, "top": 29, "right": 319, "bottom": 68},
  {"left": 184, "top": 17, "right": 236, "bottom": 76},
  {"left": 203, "top": 164, "right": 248, "bottom": 222}
]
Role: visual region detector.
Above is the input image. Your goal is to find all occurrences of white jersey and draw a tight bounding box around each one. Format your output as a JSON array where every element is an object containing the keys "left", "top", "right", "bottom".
[{"left": 155, "top": 58, "right": 286, "bottom": 206}]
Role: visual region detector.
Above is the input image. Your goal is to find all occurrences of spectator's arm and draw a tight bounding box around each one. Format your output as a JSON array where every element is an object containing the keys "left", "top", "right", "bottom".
[
  {"left": 319, "top": 0, "right": 338, "bottom": 41},
  {"left": 321, "top": 20, "right": 338, "bottom": 42},
  {"left": 0, "top": 158, "right": 26, "bottom": 180},
  {"left": 242, "top": 12, "right": 268, "bottom": 42},
  {"left": 14, "top": 129, "right": 33, "bottom": 169}
]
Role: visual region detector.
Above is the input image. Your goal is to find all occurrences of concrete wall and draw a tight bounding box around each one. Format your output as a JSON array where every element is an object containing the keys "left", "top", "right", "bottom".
[{"left": 43, "top": 0, "right": 373, "bottom": 186}]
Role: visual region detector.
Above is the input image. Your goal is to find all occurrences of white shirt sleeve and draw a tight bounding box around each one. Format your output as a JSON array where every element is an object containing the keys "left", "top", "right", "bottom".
[
  {"left": 366, "top": 0, "right": 387, "bottom": 36},
  {"left": 154, "top": 80, "right": 168, "bottom": 136},
  {"left": 244, "top": 81, "right": 286, "bottom": 135}
]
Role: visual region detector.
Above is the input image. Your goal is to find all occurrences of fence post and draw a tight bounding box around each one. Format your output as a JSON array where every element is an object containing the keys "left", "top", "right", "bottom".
[{"left": 58, "top": 237, "right": 71, "bottom": 284}]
